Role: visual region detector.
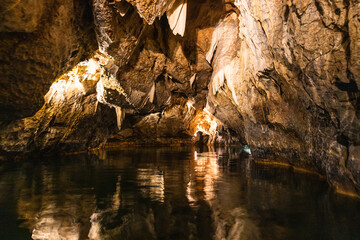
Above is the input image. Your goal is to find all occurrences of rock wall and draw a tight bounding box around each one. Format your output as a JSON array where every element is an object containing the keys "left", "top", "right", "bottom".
[
  {"left": 206, "top": 0, "right": 360, "bottom": 195},
  {"left": 0, "top": 54, "right": 117, "bottom": 154},
  {"left": 0, "top": 0, "right": 359, "bottom": 195},
  {"left": 0, "top": 0, "right": 97, "bottom": 120}
]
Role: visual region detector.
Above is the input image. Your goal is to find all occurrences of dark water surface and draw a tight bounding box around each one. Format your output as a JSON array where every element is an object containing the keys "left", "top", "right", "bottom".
[{"left": 1, "top": 147, "right": 360, "bottom": 240}]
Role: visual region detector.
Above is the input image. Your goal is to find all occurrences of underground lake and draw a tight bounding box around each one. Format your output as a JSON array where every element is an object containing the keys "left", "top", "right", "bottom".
[{"left": 1, "top": 147, "right": 360, "bottom": 240}]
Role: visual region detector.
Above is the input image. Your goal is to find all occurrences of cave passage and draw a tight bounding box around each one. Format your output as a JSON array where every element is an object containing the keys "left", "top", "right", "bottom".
[{"left": 1, "top": 0, "right": 360, "bottom": 239}]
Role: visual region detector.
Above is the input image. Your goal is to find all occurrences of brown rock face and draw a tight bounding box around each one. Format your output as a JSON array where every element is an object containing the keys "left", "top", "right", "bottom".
[
  {"left": 0, "top": 0, "right": 97, "bottom": 120},
  {"left": 0, "top": 0, "right": 360, "bottom": 195},
  {"left": 206, "top": 0, "right": 360, "bottom": 194},
  {"left": 0, "top": 54, "right": 117, "bottom": 154},
  {"left": 0, "top": 0, "right": 49, "bottom": 32},
  {"left": 121, "top": 0, "right": 176, "bottom": 24}
]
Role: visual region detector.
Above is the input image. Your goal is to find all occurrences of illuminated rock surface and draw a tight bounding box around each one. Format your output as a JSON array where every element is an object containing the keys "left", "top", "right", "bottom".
[{"left": 0, "top": 0, "right": 360, "bottom": 196}]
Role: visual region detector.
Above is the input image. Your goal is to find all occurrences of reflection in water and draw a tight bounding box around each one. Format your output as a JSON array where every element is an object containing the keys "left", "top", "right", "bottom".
[
  {"left": 12, "top": 162, "right": 97, "bottom": 240},
  {"left": 189, "top": 150, "right": 259, "bottom": 240},
  {"left": 137, "top": 169, "right": 165, "bottom": 202},
  {"left": 0, "top": 147, "right": 360, "bottom": 239},
  {"left": 188, "top": 151, "right": 219, "bottom": 202}
]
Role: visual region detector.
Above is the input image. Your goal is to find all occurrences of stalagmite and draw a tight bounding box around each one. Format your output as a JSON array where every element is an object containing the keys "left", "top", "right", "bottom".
[{"left": 166, "top": 0, "right": 187, "bottom": 37}]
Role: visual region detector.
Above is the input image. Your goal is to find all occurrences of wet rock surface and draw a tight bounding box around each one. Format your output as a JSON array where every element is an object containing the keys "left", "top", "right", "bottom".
[{"left": 0, "top": 0, "right": 359, "bottom": 195}]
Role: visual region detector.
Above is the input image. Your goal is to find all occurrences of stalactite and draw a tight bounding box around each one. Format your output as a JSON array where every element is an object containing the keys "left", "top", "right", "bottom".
[
  {"left": 149, "top": 82, "right": 156, "bottom": 103},
  {"left": 189, "top": 73, "right": 197, "bottom": 88},
  {"left": 206, "top": 36, "right": 218, "bottom": 63},
  {"left": 115, "top": 106, "right": 125, "bottom": 130},
  {"left": 166, "top": 0, "right": 187, "bottom": 37}
]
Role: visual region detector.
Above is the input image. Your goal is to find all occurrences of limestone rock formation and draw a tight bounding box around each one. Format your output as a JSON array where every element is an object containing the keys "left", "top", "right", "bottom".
[
  {"left": 0, "top": 54, "right": 117, "bottom": 154},
  {"left": 0, "top": 0, "right": 360, "bottom": 196},
  {"left": 206, "top": 0, "right": 360, "bottom": 195},
  {"left": 0, "top": 0, "right": 97, "bottom": 120}
]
